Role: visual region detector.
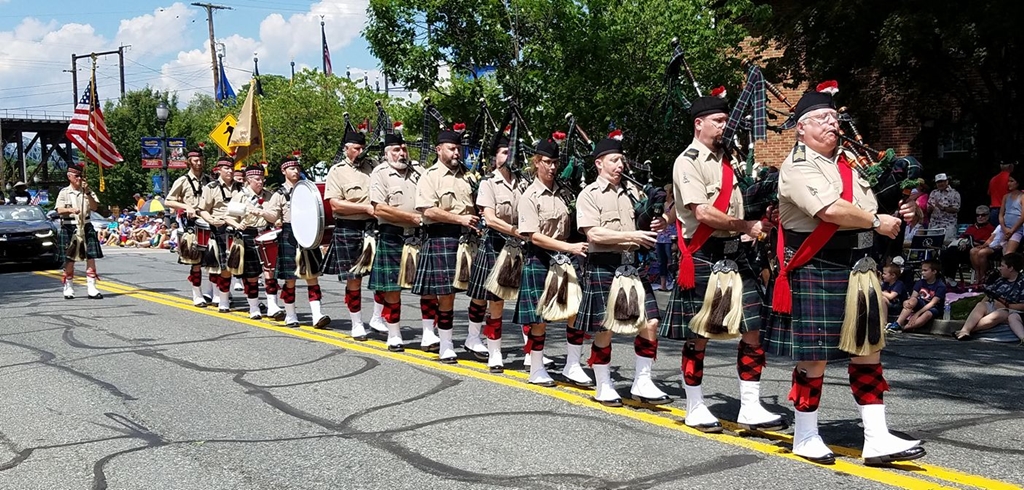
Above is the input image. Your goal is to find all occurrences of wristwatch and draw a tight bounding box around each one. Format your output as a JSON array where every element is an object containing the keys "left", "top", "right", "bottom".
[{"left": 872, "top": 214, "right": 881, "bottom": 229}]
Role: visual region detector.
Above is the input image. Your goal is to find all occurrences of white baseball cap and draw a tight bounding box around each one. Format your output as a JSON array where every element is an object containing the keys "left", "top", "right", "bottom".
[{"left": 934, "top": 173, "right": 949, "bottom": 182}]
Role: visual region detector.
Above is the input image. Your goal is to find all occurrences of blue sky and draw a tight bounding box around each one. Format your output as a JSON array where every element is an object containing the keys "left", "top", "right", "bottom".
[{"left": 0, "top": 0, "right": 382, "bottom": 113}]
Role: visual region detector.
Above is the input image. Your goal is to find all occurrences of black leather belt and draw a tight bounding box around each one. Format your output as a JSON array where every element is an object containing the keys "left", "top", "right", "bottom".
[
  {"left": 695, "top": 235, "right": 745, "bottom": 260},
  {"left": 378, "top": 223, "right": 407, "bottom": 236},
  {"left": 526, "top": 244, "right": 552, "bottom": 263},
  {"left": 785, "top": 229, "right": 875, "bottom": 251},
  {"left": 425, "top": 223, "right": 463, "bottom": 238},
  {"left": 588, "top": 252, "right": 628, "bottom": 267},
  {"left": 337, "top": 219, "right": 371, "bottom": 231}
]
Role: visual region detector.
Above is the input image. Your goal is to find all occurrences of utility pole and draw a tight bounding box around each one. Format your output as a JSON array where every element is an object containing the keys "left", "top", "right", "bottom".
[
  {"left": 191, "top": 2, "right": 232, "bottom": 103},
  {"left": 70, "top": 49, "right": 127, "bottom": 104}
]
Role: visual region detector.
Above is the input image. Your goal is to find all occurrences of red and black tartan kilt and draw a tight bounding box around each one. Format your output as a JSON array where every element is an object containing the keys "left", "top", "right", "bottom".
[
  {"left": 576, "top": 253, "right": 661, "bottom": 333},
  {"left": 412, "top": 233, "right": 461, "bottom": 296},
  {"left": 322, "top": 221, "right": 368, "bottom": 280},
  {"left": 368, "top": 226, "right": 405, "bottom": 292},
  {"left": 762, "top": 257, "right": 854, "bottom": 362},
  {"left": 57, "top": 223, "right": 103, "bottom": 263},
  {"left": 203, "top": 225, "right": 230, "bottom": 271},
  {"left": 466, "top": 231, "right": 505, "bottom": 302},
  {"left": 511, "top": 250, "right": 550, "bottom": 326},
  {"left": 660, "top": 242, "right": 764, "bottom": 340},
  {"left": 236, "top": 230, "right": 264, "bottom": 279},
  {"left": 274, "top": 224, "right": 308, "bottom": 281}
]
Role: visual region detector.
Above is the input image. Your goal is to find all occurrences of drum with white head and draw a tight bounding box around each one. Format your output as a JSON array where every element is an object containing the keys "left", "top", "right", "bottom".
[{"left": 291, "top": 180, "right": 334, "bottom": 249}]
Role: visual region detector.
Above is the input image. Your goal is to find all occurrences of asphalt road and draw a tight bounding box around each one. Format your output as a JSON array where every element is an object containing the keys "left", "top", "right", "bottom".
[{"left": 1, "top": 248, "right": 1022, "bottom": 489}]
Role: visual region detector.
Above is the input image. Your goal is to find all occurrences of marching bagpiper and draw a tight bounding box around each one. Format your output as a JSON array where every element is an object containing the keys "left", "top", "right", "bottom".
[
  {"left": 464, "top": 133, "right": 523, "bottom": 361},
  {"left": 662, "top": 95, "right": 784, "bottom": 432},
  {"left": 265, "top": 155, "right": 330, "bottom": 328},
  {"left": 413, "top": 125, "right": 479, "bottom": 363},
  {"left": 575, "top": 131, "right": 670, "bottom": 406},
  {"left": 764, "top": 87, "right": 925, "bottom": 465},
  {"left": 323, "top": 130, "right": 377, "bottom": 340},
  {"left": 55, "top": 162, "right": 103, "bottom": 300},
  {"left": 511, "top": 135, "right": 591, "bottom": 383},
  {"left": 198, "top": 156, "right": 242, "bottom": 313},
  {"left": 226, "top": 165, "right": 280, "bottom": 320},
  {"left": 165, "top": 148, "right": 214, "bottom": 307},
  {"left": 367, "top": 128, "right": 424, "bottom": 351}
]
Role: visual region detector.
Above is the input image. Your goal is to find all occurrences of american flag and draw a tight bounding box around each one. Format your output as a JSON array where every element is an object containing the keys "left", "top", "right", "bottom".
[
  {"left": 322, "top": 21, "right": 333, "bottom": 76},
  {"left": 65, "top": 81, "right": 124, "bottom": 169}
]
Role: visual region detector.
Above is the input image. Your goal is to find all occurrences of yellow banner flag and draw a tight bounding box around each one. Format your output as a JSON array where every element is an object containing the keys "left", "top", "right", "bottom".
[{"left": 228, "top": 80, "right": 264, "bottom": 163}]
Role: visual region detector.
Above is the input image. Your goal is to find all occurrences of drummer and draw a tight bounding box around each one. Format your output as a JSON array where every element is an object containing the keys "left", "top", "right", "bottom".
[
  {"left": 165, "top": 148, "right": 213, "bottom": 307},
  {"left": 198, "top": 156, "right": 242, "bottom": 312},
  {"left": 228, "top": 164, "right": 282, "bottom": 320},
  {"left": 266, "top": 155, "right": 331, "bottom": 328},
  {"left": 323, "top": 130, "right": 377, "bottom": 340},
  {"left": 368, "top": 130, "right": 424, "bottom": 351}
]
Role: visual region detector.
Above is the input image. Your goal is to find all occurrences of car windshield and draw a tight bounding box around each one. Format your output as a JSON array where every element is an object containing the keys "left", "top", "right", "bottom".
[{"left": 0, "top": 206, "right": 45, "bottom": 221}]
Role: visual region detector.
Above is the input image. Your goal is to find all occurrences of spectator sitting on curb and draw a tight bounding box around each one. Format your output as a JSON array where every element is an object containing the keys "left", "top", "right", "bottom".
[
  {"left": 940, "top": 205, "right": 995, "bottom": 286},
  {"left": 953, "top": 253, "right": 1024, "bottom": 341},
  {"left": 881, "top": 263, "right": 908, "bottom": 321},
  {"left": 888, "top": 259, "right": 946, "bottom": 333},
  {"left": 165, "top": 222, "right": 179, "bottom": 251}
]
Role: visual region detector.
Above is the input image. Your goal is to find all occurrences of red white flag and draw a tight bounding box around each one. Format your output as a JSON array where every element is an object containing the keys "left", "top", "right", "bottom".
[{"left": 65, "top": 82, "right": 123, "bottom": 169}]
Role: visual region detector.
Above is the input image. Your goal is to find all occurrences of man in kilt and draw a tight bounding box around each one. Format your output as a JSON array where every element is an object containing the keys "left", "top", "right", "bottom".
[
  {"left": 323, "top": 131, "right": 377, "bottom": 340},
  {"left": 464, "top": 133, "right": 523, "bottom": 361},
  {"left": 765, "top": 88, "right": 925, "bottom": 465},
  {"left": 198, "top": 157, "right": 242, "bottom": 313},
  {"left": 512, "top": 136, "right": 591, "bottom": 382},
  {"left": 413, "top": 125, "right": 479, "bottom": 363},
  {"left": 575, "top": 131, "right": 670, "bottom": 407},
  {"left": 166, "top": 148, "right": 215, "bottom": 307},
  {"left": 266, "top": 155, "right": 330, "bottom": 329},
  {"left": 368, "top": 130, "right": 424, "bottom": 351},
  {"left": 55, "top": 162, "right": 103, "bottom": 300},
  {"left": 661, "top": 95, "right": 784, "bottom": 433},
  {"left": 227, "top": 165, "right": 281, "bottom": 320}
]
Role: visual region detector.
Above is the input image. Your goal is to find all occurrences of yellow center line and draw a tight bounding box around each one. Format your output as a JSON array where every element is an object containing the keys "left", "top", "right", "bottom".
[{"left": 36, "top": 271, "right": 1020, "bottom": 490}]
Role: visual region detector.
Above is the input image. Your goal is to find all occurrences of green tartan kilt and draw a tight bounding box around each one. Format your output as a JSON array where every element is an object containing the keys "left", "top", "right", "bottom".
[
  {"left": 466, "top": 232, "right": 504, "bottom": 302},
  {"left": 412, "top": 235, "right": 460, "bottom": 296},
  {"left": 512, "top": 252, "right": 550, "bottom": 326},
  {"left": 236, "top": 230, "right": 264, "bottom": 279},
  {"left": 57, "top": 223, "right": 103, "bottom": 263},
  {"left": 322, "top": 224, "right": 368, "bottom": 280},
  {"left": 368, "top": 229, "right": 404, "bottom": 292},
  {"left": 274, "top": 224, "right": 301, "bottom": 281},
  {"left": 576, "top": 258, "right": 662, "bottom": 333},
  {"left": 660, "top": 246, "right": 764, "bottom": 340},
  {"left": 762, "top": 258, "right": 853, "bottom": 362}
]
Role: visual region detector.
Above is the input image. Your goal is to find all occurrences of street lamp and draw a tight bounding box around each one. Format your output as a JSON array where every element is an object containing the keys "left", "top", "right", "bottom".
[{"left": 155, "top": 101, "right": 170, "bottom": 196}]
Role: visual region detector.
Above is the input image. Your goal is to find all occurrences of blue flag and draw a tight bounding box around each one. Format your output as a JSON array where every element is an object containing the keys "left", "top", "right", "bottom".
[{"left": 217, "top": 56, "right": 236, "bottom": 102}]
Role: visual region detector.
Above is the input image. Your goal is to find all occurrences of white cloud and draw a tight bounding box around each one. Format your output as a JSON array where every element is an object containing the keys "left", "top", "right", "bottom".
[{"left": 115, "top": 3, "right": 195, "bottom": 57}]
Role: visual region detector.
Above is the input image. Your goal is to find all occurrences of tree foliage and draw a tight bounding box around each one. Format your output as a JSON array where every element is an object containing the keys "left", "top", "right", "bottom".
[{"left": 365, "top": 0, "right": 769, "bottom": 178}]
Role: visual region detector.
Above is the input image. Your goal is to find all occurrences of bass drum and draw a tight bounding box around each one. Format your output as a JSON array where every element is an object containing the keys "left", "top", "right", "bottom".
[{"left": 291, "top": 180, "right": 335, "bottom": 249}]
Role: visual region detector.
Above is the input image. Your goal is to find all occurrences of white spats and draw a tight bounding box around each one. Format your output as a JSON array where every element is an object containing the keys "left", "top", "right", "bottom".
[
  {"left": 284, "top": 303, "right": 299, "bottom": 326},
  {"left": 265, "top": 294, "right": 282, "bottom": 318},
  {"left": 682, "top": 384, "right": 720, "bottom": 428},
  {"left": 350, "top": 312, "right": 367, "bottom": 339},
  {"left": 86, "top": 276, "right": 101, "bottom": 298},
  {"left": 486, "top": 338, "right": 503, "bottom": 369},
  {"left": 62, "top": 280, "right": 75, "bottom": 299},
  {"left": 437, "top": 328, "right": 457, "bottom": 363},
  {"left": 386, "top": 322, "right": 403, "bottom": 348},
  {"left": 858, "top": 404, "right": 921, "bottom": 459},
  {"left": 247, "top": 298, "right": 262, "bottom": 319},
  {"left": 420, "top": 322, "right": 440, "bottom": 348},
  {"left": 369, "top": 301, "right": 388, "bottom": 333},
  {"left": 191, "top": 286, "right": 205, "bottom": 306},
  {"left": 561, "top": 343, "right": 593, "bottom": 386},
  {"left": 464, "top": 322, "right": 488, "bottom": 355},
  {"left": 527, "top": 350, "right": 555, "bottom": 386},
  {"left": 630, "top": 356, "right": 669, "bottom": 403},
  {"left": 592, "top": 364, "right": 620, "bottom": 403},
  {"left": 737, "top": 380, "right": 784, "bottom": 428},
  {"left": 792, "top": 410, "right": 834, "bottom": 462}
]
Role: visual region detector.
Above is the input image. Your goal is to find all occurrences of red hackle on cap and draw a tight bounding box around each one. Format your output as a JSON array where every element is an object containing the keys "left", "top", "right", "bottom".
[
  {"left": 357, "top": 122, "right": 368, "bottom": 133},
  {"left": 552, "top": 131, "right": 566, "bottom": 141},
  {"left": 816, "top": 80, "right": 839, "bottom": 95},
  {"left": 609, "top": 129, "right": 623, "bottom": 141},
  {"left": 453, "top": 122, "right": 466, "bottom": 132},
  {"left": 711, "top": 86, "right": 727, "bottom": 98},
  {"left": 393, "top": 121, "right": 404, "bottom": 133}
]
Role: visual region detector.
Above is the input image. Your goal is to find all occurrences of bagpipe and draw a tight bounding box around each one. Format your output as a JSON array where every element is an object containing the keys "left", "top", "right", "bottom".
[{"left": 835, "top": 107, "right": 922, "bottom": 215}]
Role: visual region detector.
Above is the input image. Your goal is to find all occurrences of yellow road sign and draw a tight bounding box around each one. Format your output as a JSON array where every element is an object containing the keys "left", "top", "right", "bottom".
[{"left": 208, "top": 114, "right": 238, "bottom": 155}]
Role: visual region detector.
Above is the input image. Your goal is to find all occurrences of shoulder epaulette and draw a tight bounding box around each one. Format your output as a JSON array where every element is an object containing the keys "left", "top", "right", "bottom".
[
  {"left": 683, "top": 147, "right": 700, "bottom": 160},
  {"left": 206, "top": 181, "right": 220, "bottom": 189},
  {"left": 792, "top": 144, "right": 807, "bottom": 163}
]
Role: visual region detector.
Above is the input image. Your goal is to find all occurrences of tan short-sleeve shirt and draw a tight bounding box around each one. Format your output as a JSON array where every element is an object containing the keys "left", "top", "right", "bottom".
[
  {"left": 518, "top": 178, "right": 572, "bottom": 241},
  {"left": 779, "top": 144, "right": 878, "bottom": 233},
  {"left": 415, "top": 161, "right": 475, "bottom": 224},
  {"left": 323, "top": 157, "right": 374, "bottom": 221},
  {"left": 229, "top": 186, "right": 274, "bottom": 230},
  {"left": 369, "top": 163, "right": 422, "bottom": 226},
  {"left": 200, "top": 179, "right": 238, "bottom": 219},
  {"left": 55, "top": 186, "right": 99, "bottom": 223},
  {"left": 265, "top": 182, "right": 294, "bottom": 224},
  {"left": 576, "top": 176, "right": 640, "bottom": 253},
  {"left": 673, "top": 139, "right": 744, "bottom": 239},
  {"left": 476, "top": 172, "right": 521, "bottom": 225},
  {"left": 166, "top": 172, "right": 205, "bottom": 209}
]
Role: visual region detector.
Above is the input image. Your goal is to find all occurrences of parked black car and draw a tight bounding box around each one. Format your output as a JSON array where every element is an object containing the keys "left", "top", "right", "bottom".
[{"left": 0, "top": 205, "right": 60, "bottom": 269}]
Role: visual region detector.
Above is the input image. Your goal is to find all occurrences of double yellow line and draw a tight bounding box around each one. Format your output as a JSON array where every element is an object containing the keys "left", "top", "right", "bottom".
[{"left": 37, "top": 271, "right": 1019, "bottom": 490}]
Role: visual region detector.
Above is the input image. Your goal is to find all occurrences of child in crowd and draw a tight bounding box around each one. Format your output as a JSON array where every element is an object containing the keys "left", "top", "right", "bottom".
[
  {"left": 881, "top": 263, "right": 907, "bottom": 321},
  {"left": 888, "top": 259, "right": 947, "bottom": 333},
  {"left": 166, "top": 222, "right": 179, "bottom": 251}
]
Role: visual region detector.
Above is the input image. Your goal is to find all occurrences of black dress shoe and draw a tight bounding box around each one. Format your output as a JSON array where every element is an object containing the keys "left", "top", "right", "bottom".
[
  {"left": 203, "top": 294, "right": 213, "bottom": 303},
  {"left": 219, "top": 308, "right": 231, "bottom": 314},
  {"left": 565, "top": 379, "right": 595, "bottom": 389},
  {"left": 64, "top": 294, "right": 74, "bottom": 300},
  {"left": 388, "top": 344, "right": 405, "bottom": 352},
  {"left": 352, "top": 335, "right": 368, "bottom": 341},
  {"left": 864, "top": 446, "right": 925, "bottom": 466},
  {"left": 88, "top": 293, "right": 103, "bottom": 300},
  {"left": 422, "top": 343, "right": 440, "bottom": 353},
  {"left": 270, "top": 310, "right": 286, "bottom": 321},
  {"left": 529, "top": 379, "right": 557, "bottom": 388},
  {"left": 632, "top": 394, "right": 672, "bottom": 405},
  {"left": 594, "top": 397, "right": 623, "bottom": 408},
  {"left": 194, "top": 301, "right": 208, "bottom": 308},
  {"left": 464, "top": 345, "right": 489, "bottom": 361},
  {"left": 285, "top": 321, "right": 300, "bottom": 328},
  {"left": 797, "top": 452, "right": 836, "bottom": 465},
  {"left": 439, "top": 356, "right": 458, "bottom": 364},
  {"left": 687, "top": 421, "right": 724, "bottom": 433},
  {"left": 738, "top": 419, "right": 788, "bottom": 431},
  {"left": 313, "top": 316, "right": 331, "bottom": 329},
  {"left": 489, "top": 365, "right": 504, "bottom": 373}
]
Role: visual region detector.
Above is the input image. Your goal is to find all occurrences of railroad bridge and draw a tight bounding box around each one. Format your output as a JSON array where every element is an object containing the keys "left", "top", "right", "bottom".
[{"left": 0, "top": 110, "right": 75, "bottom": 190}]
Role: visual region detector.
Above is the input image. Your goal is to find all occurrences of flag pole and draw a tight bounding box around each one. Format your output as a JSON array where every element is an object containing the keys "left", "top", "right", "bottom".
[{"left": 89, "top": 56, "right": 106, "bottom": 192}]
